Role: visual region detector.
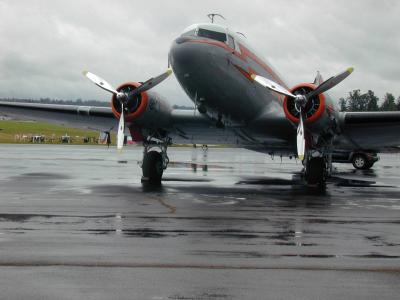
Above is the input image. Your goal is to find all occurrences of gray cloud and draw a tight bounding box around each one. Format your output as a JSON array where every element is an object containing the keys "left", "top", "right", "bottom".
[{"left": 0, "top": 0, "right": 399, "bottom": 106}]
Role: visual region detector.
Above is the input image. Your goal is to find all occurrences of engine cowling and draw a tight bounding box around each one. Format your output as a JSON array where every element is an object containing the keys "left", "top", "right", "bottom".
[
  {"left": 283, "top": 83, "right": 325, "bottom": 124},
  {"left": 111, "top": 82, "right": 148, "bottom": 122},
  {"left": 283, "top": 83, "right": 338, "bottom": 135},
  {"left": 110, "top": 82, "right": 171, "bottom": 127}
]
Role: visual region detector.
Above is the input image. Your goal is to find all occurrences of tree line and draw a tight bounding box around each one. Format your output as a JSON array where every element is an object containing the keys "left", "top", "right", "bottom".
[{"left": 339, "top": 90, "right": 400, "bottom": 112}]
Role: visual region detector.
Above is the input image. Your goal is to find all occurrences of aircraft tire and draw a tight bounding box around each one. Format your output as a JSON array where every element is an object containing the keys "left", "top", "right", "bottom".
[
  {"left": 305, "top": 157, "right": 326, "bottom": 185},
  {"left": 142, "top": 151, "right": 163, "bottom": 184}
]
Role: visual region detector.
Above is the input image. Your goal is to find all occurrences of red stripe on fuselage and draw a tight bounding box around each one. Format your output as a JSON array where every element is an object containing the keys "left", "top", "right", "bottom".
[
  {"left": 185, "top": 39, "right": 288, "bottom": 89},
  {"left": 236, "top": 44, "right": 287, "bottom": 89},
  {"left": 233, "top": 64, "right": 255, "bottom": 82},
  {"left": 233, "top": 64, "right": 284, "bottom": 103}
]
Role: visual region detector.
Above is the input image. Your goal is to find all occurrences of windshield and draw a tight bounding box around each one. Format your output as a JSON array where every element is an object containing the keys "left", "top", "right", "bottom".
[{"left": 197, "top": 28, "right": 227, "bottom": 42}]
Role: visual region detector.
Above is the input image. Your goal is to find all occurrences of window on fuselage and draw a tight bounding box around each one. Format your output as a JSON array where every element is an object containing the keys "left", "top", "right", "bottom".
[
  {"left": 197, "top": 28, "right": 227, "bottom": 42},
  {"left": 227, "top": 35, "right": 235, "bottom": 49}
]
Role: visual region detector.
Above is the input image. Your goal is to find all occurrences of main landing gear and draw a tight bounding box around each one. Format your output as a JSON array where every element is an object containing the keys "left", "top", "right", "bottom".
[
  {"left": 141, "top": 136, "right": 170, "bottom": 185},
  {"left": 303, "top": 150, "right": 332, "bottom": 186}
]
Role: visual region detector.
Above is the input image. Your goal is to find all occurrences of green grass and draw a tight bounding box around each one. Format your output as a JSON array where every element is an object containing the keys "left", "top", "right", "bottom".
[
  {"left": 0, "top": 120, "right": 114, "bottom": 144},
  {"left": 0, "top": 120, "right": 227, "bottom": 147}
]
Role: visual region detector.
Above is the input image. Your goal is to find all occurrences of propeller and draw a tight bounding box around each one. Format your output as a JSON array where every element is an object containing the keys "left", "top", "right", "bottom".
[
  {"left": 117, "top": 104, "right": 125, "bottom": 151},
  {"left": 297, "top": 107, "right": 305, "bottom": 160},
  {"left": 128, "top": 69, "right": 172, "bottom": 98},
  {"left": 250, "top": 74, "right": 296, "bottom": 98},
  {"left": 306, "top": 68, "right": 353, "bottom": 100},
  {"left": 83, "top": 71, "right": 122, "bottom": 98},
  {"left": 83, "top": 69, "right": 173, "bottom": 151},
  {"left": 251, "top": 67, "right": 354, "bottom": 160}
]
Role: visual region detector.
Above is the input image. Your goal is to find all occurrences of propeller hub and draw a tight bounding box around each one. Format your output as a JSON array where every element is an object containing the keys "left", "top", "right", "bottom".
[
  {"left": 294, "top": 95, "right": 307, "bottom": 108},
  {"left": 116, "top": 92, "right": 126, "bottom": 101}
]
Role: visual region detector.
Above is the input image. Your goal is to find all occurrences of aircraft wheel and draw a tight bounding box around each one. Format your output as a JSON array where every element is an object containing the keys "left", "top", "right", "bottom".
[
  {"left": 352, "top": 154, "right": 368, "bottom": 170},
  {"left": 142, "top": 151, "right": 163, "bottom": 184},
  {"left": 305, "top": 157, "right": 326, "bottom": 185}
]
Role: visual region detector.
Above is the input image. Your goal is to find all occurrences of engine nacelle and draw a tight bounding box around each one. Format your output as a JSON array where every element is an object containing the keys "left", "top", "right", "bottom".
[
  {"left": 283, "top": 83, "right": 337, "bottom": 134},
  {"left": 110, "top": 82, "right": 171, "bottom": 128}
]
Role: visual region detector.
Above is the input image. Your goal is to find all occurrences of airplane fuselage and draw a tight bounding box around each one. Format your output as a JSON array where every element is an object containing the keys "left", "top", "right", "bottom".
[
  {"left": 169, "top": 23, "right": 339, "bottom": 152},
  {"left": 169, "top": 23, "right": 288, "bottom": 125}
]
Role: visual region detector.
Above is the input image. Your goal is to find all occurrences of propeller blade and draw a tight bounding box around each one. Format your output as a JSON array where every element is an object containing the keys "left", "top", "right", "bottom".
[
  {"left": 251, "top": 74, "right": 296, "bottom": 98},
  {"left": 129, "top": 68, "right": 173, "bottom": 98},
  {"left": 297, "top": 108, "right": 305, "bottom": 161},
  {"left": 117, "top": 104, "right": 125, "bottom": 151},
  {"left": 306, "top": 67, "right": 354, "bottom": 99},
  {"left": 83, "top": 71, "right": 119, "bottom": 95}
]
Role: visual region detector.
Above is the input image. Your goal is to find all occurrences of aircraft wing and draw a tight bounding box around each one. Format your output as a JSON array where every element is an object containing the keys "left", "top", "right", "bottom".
[
  {"left": 0, "top": 101, "right": 244, "bottom": 146},
  {"left": 337, "top": 111, "right": 400, "bottom": 150},
  {"left": 0, "top": 101, "right": 116, "bottom": 131},
  {"left": 0, "top": 100, "right": 296, "bottom": 150}
]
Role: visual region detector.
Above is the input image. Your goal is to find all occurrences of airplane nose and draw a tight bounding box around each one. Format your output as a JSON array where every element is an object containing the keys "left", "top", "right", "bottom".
[
  {"left": 168, "top": 37, "right": 231, "bottom": 104},
  {"left": 169, "top": 39, "right": 190, "bottom": 69},
  {"left": 169, "top": 38, "right": 216, "bottom": 77}
]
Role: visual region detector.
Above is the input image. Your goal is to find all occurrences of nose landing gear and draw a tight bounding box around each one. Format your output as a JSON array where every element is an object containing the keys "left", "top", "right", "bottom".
[{"left": 141, "top": 135, "right": 170, "bottom": 185}]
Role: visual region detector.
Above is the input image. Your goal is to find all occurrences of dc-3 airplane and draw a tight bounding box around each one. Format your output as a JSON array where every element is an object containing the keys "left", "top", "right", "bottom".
[{"left": 1, "top": 22, "right": 400, "bottom": 185}]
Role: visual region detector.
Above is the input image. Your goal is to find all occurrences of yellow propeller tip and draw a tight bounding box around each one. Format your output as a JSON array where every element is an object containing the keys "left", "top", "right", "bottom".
[
  {"left": 347, "top": 67, "right": 354, "bottom": 73},
  {"left": 250, "top": 74, "right": 256, "bottom": 80},
  {"left": 82, "top": 70, "right": 88, "bottom": 76},
  {"left": 298, "top": 155, "right": 304, "bottom": 161},
  {"left": 167, "top": 68, "right": 173, "bottom": 75}
]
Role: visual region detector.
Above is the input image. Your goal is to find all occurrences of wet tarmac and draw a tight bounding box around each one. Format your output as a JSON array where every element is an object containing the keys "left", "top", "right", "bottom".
[{"left": 0, "top": 144, "right": 399, "bottom": 299}]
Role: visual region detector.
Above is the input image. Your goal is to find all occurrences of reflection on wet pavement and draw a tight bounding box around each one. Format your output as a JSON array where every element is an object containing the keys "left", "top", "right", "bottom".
[{"left": 0, "top": 145, "right": 399, "bottom": 299}]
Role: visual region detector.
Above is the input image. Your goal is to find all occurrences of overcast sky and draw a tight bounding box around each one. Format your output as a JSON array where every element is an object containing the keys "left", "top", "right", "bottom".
[{"left": 0, "top": 0, "right": 399, "bottom": 106}]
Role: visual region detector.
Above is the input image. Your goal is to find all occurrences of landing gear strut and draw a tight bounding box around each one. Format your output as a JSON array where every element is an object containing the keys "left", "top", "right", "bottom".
[{"left": 141, "top": 135, "right": 170, "bottom": 184}]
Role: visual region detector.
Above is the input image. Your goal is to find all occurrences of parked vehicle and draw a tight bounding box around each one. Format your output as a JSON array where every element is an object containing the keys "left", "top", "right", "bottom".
[{"left": 332, "top": 150, "right": 379, "bottom": 170}]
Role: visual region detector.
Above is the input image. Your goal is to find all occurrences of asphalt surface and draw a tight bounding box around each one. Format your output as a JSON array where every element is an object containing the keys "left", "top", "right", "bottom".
[{"left": 0, "top": 144, "right": 399, "bottom": 299}]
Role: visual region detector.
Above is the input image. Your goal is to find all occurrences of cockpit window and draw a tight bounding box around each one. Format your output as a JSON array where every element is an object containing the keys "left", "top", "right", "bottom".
[
  {"left": 197, "top": 28, "right": 227, "bottom": 42},
  {"left": 227, "top": 35, "right": 235, "bottom": 49}
]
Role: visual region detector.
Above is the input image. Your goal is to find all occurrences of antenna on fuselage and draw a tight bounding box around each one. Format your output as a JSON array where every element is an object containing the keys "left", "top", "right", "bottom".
[
  {"left": 236, "top": 32, "right": 246, "bottom": 38},
  {"left": 207, "top": 13, "right": 225, "bottom": 23}
]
